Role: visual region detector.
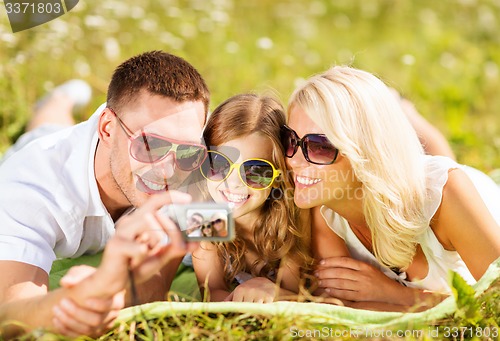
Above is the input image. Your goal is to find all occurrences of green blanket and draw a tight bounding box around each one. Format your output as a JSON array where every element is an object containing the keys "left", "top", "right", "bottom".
[
  {"left": 117, "top": 258, "right": 500, "bottom": 329},
  {"left": 50, "top": 255, "right": 500, "bottom": 329}
]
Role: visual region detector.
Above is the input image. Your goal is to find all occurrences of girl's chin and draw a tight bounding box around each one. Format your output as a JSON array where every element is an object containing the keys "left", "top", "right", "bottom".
[{"left": 230, "top": 207, "right": 246, "bottom": 219}]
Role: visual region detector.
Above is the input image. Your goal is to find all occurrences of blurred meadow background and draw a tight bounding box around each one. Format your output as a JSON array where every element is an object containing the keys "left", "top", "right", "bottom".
[{"left": 1, "top": 0, "right": 499, "bottom": 170}]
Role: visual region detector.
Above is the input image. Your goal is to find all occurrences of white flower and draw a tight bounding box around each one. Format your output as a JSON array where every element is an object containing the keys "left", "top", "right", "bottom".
[
  {"left": 84, "top": 15, "right": 106, "bottom": 28},
  {"left": 401, "top": 54, "right": 416, "bottom": 65},
  {"left": 74, "top": 58, "right": 91, "bottom": 77},
  {"left": 257, "top": 37, "right": 273, "bottom": 50},
  {"left": 104, "top": 37, "right": 121, "bottom": 61}
]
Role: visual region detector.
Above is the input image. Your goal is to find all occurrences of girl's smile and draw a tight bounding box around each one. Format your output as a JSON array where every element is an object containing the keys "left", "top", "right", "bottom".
[{"left": 220, "top": 190, "right": 250, "bottom": 205}]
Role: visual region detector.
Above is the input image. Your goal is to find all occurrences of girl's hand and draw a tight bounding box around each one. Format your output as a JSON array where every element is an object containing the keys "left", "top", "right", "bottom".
[
  {"left": 226, "top": 277, "right": 277, "bottom": 303},
  {"left": 315, "top": 257, "right": 408, "bottom": 305}
]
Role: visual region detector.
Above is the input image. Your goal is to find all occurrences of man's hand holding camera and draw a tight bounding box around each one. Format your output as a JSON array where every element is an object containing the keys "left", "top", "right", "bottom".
[{"left": 51, "top": 191, "right": 199, "bottom": 337}]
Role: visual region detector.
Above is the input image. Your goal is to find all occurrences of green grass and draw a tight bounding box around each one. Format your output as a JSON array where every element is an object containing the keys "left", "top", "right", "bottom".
[
  {"left": 1, "top": 0, "right": 500, "bottom": 169},
  {"left": 112, "top": 282, "right": 499, "bottom": 341},
  {"left": 109, "top": 275, "right": 500, "bottom": 340}
]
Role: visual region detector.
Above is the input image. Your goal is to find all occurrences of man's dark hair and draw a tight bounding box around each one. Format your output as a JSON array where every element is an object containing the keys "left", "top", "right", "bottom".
[{"left": 107, "top": 50, "right": 210, "bottom": 118}]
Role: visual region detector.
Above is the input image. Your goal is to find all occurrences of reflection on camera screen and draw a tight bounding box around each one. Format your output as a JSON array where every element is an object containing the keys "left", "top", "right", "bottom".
[{"left": 183, "top": 209, "right": 229, "bottom": 239}]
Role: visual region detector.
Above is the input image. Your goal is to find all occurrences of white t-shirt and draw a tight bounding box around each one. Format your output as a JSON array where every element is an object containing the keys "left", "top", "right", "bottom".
[
  {"left": 0, "top": 104, "right": 115, "bottom": 274},
  {"left": 320, "top": 155, "right": 500, "bottom": 294}
]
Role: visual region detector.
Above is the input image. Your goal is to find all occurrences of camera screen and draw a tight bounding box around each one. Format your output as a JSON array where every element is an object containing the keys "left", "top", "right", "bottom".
[
  {"left": 161, "top": 203, "right": 234, "bottom": 242},
  {"left": 183, "top": 209, "right": 229, "bottom": 239}
]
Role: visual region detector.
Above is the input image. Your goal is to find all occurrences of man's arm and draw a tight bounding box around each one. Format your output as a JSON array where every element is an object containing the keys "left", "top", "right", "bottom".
[
  {"left": 0, "top": 261, "right": 48, "bottom": 303},
  {"left": 54, "top": 257, "right": 183, "bottom": 319},
  {"left": 0, "top": 261, "right": 118, "bottom": 338},
  {"left": 1, "top": 191, "right": 195, "bottom": 339},
  {"left": 0, "top": 261, "right": 50, "bottom": 337},
  {"left": 49, "top": 191, "right": 196, "bottom": 337}
]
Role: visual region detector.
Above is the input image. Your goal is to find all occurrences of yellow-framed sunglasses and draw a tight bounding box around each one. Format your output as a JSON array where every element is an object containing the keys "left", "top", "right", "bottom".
[{"left": 200, "top": 150, "right": 281, "bottom": 190}]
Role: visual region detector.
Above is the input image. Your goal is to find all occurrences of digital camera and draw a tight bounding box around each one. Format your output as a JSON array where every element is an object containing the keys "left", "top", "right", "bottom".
[{"left": 159, "top": 203, "right": 235, "bottom": 242}]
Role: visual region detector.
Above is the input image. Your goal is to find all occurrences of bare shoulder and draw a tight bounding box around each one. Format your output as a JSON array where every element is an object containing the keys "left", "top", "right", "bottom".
[
  {"left": 437, "top": 168, "right": 495, "bottom": 231},
  {"left": 0, "top": 261, "right": 48, "bottom": 302},
  {"left": 433, "top": 168, "right": 500, "bottom": 278},
  {"left": 442, "top": 167, "right": 477, "bottom": 199},
  {"left": 310, "top": 206, "right": 349, "bottom": 259}
]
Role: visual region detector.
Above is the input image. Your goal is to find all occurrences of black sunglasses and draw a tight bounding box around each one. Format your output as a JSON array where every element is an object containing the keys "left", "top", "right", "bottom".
[
  {"left": 280, "top": 125, "right": 339, "bottom": 165},
  {"left": 201, "top": 223, "right": 212, "bottom": 230}
]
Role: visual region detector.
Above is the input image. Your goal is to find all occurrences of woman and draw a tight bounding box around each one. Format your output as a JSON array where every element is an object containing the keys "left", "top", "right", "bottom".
[
  {"left": 210, "top": 212, "right": 228, "bottom": 237},
  {"left": 282, "top": 66, "right": 500, "bottom": 310}
]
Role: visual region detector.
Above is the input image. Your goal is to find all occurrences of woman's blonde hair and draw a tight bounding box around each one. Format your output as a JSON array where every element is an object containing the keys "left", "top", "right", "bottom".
[
  {"left": 289, "top": 66, "right": 427, "bottom": 270},
  {"left": 203, "top": 93, "right": 312, "bottom": 285}
]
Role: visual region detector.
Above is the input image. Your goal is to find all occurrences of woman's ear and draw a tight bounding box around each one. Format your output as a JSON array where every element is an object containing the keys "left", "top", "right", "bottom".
[{"left": 97, "top": 108, "right": 115, "bottom": 145}]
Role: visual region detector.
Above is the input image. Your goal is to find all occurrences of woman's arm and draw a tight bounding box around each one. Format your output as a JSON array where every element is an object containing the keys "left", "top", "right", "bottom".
[
  {"left": 310, "top": 206, "right": 350, "bottom": 296},
  {"left": 310, "top": 206, "right": 350, "bottom": 261},
  {"left": 192, "top": 242, "right": 231, "bottom": 302},
  {"left": 316, "top": 256, "right": 446, "bottom": 309},
  {"left": 348, "top": 291, "right": 444, "bottom": 312},
  {"left": 434, "top": 168, "right": 500, "bottom": 279},
  {"left": 311, "top": 205, "right": 444, "bottom": 309}
]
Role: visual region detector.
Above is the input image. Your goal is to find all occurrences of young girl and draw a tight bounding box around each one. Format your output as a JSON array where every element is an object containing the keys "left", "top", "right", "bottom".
[
  {"left": 193, "top": 94, "right": 313, "bottom": 303},
  {"left": 283, "top": 66, "right": 500, "bottom": 310}
]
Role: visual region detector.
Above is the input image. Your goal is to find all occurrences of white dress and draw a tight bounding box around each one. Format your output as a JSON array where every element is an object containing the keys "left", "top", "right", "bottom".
[{"left": 320, "top": 155, "right": 500, "bottom": 294}]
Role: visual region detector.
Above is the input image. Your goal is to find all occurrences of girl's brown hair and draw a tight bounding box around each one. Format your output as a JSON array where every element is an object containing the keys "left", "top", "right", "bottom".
[{"left": 203, "top": 93, "right": 312, "bottom": 285}]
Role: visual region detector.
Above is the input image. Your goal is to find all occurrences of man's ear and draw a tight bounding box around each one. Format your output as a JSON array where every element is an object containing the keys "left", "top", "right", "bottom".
[{"left": 97, "top": 108, "right": 115, "bottom": 145}]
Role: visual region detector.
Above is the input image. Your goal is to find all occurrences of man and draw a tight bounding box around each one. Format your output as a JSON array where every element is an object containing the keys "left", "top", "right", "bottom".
[
  {"left": 0, "top": 51, "right": 210, "bottom": 337},
  {"left": 185, "top": 212, "right": 204, "bottom": 236}
]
